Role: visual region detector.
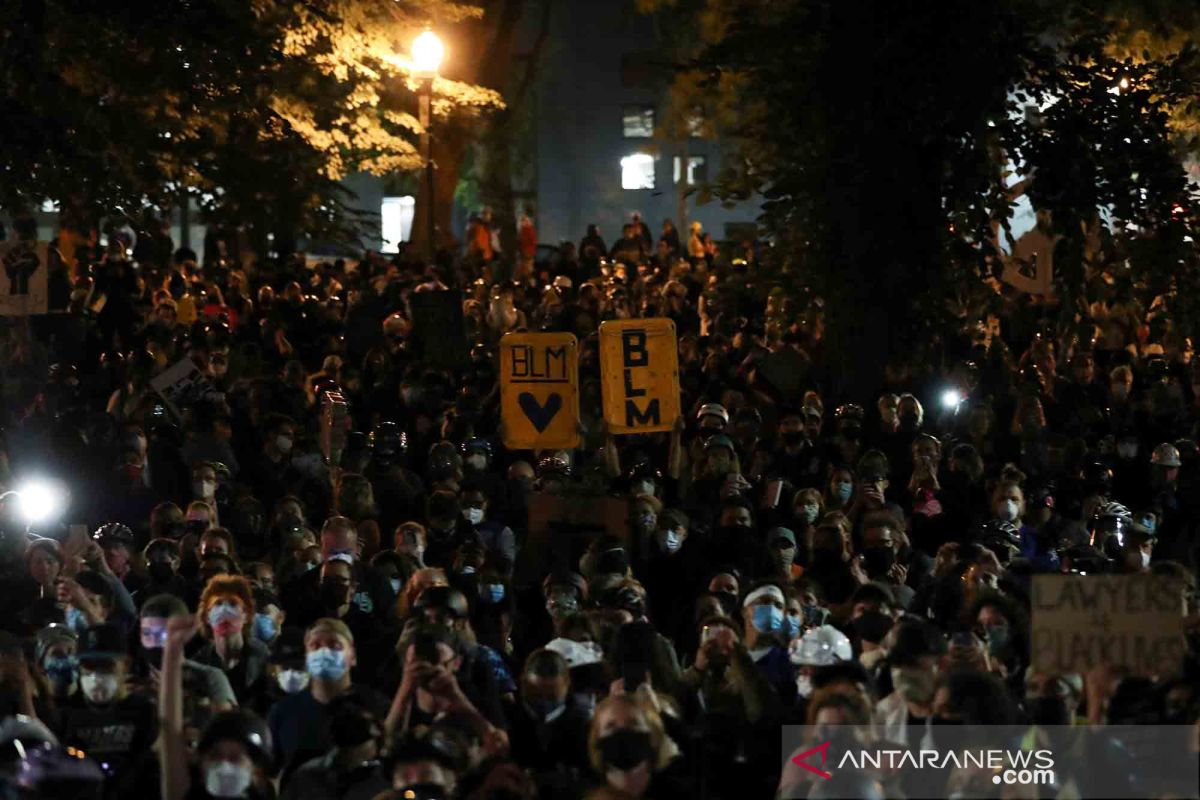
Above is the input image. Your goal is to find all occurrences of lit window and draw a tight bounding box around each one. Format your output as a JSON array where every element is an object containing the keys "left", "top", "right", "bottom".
[
  {"left": 623, "top": 106, "right": 655, "bottom": 138},
  {"left": 381, "top": 196, "right": 415, "bottom": 253},
  {"left": 673, "top": 156, "right": 707, "bottom": 185},
  {"left": 620, "top": 154, "right": 656, "bottom": 190}
]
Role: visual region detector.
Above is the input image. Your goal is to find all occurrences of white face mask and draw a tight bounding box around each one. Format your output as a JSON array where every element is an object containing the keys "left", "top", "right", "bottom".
[
  {"left": 275, "top": 435, "right": 294, "bottom": 455},
  {"left": 796, "top": 673, "right": 814, "bottom": 699},
  {"left": 800, "top": 504, "right": 820, "bottom": 524},
  {"left": 995, "top": 499, "right": 1019, "bottom": 522},
  {"left": 463, "top": 507, "right": 485, "bottom": 525},
  {"left": 205, "top": 761, "right": 254, "bottom": 798},
  {"left": 195, "top": 480, "right": 217, "bottom": 499},
  {"left": 1140, "top": 549, "right": 1152, "bottom": 568},
  {"left": 276, "top": 668, "right": 310, "bottom": 694},
  {"left": 80, "top": 672, "right": 120, "bottom": 703}
]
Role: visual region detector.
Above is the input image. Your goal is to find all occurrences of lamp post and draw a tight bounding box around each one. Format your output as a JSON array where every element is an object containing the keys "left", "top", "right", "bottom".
[{"left": 412, "top": 29, "right": 443, "bottom": 262}]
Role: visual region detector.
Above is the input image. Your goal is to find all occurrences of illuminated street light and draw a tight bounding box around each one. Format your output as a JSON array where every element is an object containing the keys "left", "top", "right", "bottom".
[
  {"left": 412, "top": 28, "right": 443, "bottom": 261},
  {"left": 412, "top": 29, "right": 444, "bottom": 77}
]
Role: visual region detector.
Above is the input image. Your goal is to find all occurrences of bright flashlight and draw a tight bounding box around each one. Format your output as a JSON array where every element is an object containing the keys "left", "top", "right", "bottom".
[
  {"left": 15, "top": 479, "right": 67, "bottom": 526},
  {"left": 940, "top": 389, "right": 963, "bottom": 410}
]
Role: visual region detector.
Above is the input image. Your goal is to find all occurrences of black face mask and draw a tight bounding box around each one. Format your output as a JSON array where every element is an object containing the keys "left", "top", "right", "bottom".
[
  {"left": 898, "top": 412, "right": 919, "bottom": 431},
  {"left": 781, "top": 430, "right": 804, "bottom": 447},
  {"left": 162, "top": 521, "right": 186, "bottom": 539},
  {"left": 597, "top": 728, "right": 654, "bottom": 771},
  {"left": 861, "top": 547, "right": 896, "bottom": 578},
  {"left": 147, "top": 561, "right": 175, "bottom": 583},
  {"left": 186, "top": 520, "right": 208, "bottom": 537},
  {"left": 1026, "top": 696, "right": 1070, "bottom": 726},
  {"left": 320, "top": 581, "right": 349, "bottom": 610}
]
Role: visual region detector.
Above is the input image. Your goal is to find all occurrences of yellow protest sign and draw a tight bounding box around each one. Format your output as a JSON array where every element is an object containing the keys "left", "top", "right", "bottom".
[
  {"left": 499, "top": 332, "right": 580, "bottom": 450},
  {"left": 599, "top": 318, "right": 680, "bottom": 434}
]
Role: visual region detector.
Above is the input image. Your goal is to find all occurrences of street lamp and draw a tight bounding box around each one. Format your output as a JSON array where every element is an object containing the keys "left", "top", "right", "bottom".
[{"left": 412, "top": 29, "right": 443, "bottom": 261}]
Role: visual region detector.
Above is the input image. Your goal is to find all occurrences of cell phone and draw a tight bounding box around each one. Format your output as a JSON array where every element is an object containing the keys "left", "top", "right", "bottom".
[
  {"left": 64, "top": 524, "right": 90, "bottom": 559},
  {"left": 411, "top": 632, "right": 442, "bottom": 667},
  {"left": 622, "top": 660, "right": 648, "bottom": 693},
  {"left": 765, "top": 479, "right": 783, "bottom": 508}
]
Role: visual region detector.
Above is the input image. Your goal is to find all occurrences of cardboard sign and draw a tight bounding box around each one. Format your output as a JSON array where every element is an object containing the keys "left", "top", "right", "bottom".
[
  {"left": 599, "top": 318, "right": 680, "bottom": 434},
  {"left": 1031, "top": 574, "right": 1186, "bottom": 676},
  {"left": 0, "top": 241, "right": 49, "bottom": 316},
  {"left": 150, "top": 358, "right": 217, "bottom": 419},
  {"left": 409, "top": 290, "right": 468, "bottom": 368},
  {"left": 516, "top": 492, "right": 628, "bottom": 584},
  {"left": 500, "top": 332, "right": 580, "bottom": 450}
]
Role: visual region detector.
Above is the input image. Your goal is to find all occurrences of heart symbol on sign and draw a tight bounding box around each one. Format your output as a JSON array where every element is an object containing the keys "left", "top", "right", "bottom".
[{"left": 518, "top": 392, "right": 562, "bottom": 433}]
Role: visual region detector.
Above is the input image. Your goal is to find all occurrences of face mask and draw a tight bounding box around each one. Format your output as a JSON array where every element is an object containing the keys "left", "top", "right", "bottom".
[
  {"left": 1117, "top": 442, "right": 1138, "bottom": 459},
  {"left": 44, "top": 655, "right": 79, "bottom": 689},
  {"left": 480, "top": 583, "right": 505, "bottom": 604},
  {"left": 147, "top": 561, "right": 175, "bottom": 582},
  {"left": 306, "top": 647, "right": 348, "bottom": 681},
  {"left": 1141, "top": 549, "right": 1152, "bottom": 568},
  {"left": 463, "top": 507, "right": 485, "bottom": 525},
  {"left": 205, "top": 761, "right": 254, "bottom": 799},
  {"left": 194, "top": 480, "right": 217, "bottom": 499},
  {"left": 657, "top": 529, "right": 682, "bottom": 554},
  {"left": 861, "top": 547, "right": 895, "bottom": 578},
  {"left": 187, "top": 519, "right": 209, "bottom": 536},
  {"left": 253, "top": 613, "right": 277, "bottom": 643},
  {"left": 466, "top": 455, "right": 487, "bottom": 471},
  {"left": 984, "top": 625, "right": 1010, "bottom": 658},
  {"left": 750, "top": 604, "right": 784, "bottom": 634},
  {"left": 1112, "top": 385, "right": 1130, "bottom": 402},
  {"left": 527, "top": 697, "right": 565, "bottom": 720},
  {"left": 782, "top": 613, "right": 801, "bottom": 640},
  {"left": 1140, "top": 517, "right": 1157, "bottom": 535},
  {"left": 546, "top": 593, "right": 579, "bottom": 620},
  {"left": 994, "top": 499, "right": 1019, "bottom": 522},
  {"left": 320, "top": 581, "right": 349, "bottom": 610},
  {"left": 1026, "top": 695, "right": 1070, "bottom": 726},
  {"left": 276, "top": 668, "right": 310, "bottom": 694},
  {"left": 800, "top": 504, "right": 819, "bottom": 524},
  {"left": 833, "top": 482, "right": 853, "bottom": 504},
  {"left": 890, "top": 666, "right": 936, "bottom": 706},
  {"left": 389, "top": 577, "right": 403, "bottom": 594},
  {"left": 781, "top": 430, "right": 804, "bottom": 447},
  {"left": 276, "top": 435, "right": 294, "bottom": 455},
  {"left": 597, "top": 729, "right": 654, "bottom": 772},
  {"left": 65, "top": 606, "right": 88, "bottom": 632},
  {"left": 796, "top": 673, "right": 814, "bottom": 699},
  {"left": 207, "top": 601, "right": 245, "bottom": 634},
  {"left": 80, "top": 672, "right": 120, "bottom": 703}
]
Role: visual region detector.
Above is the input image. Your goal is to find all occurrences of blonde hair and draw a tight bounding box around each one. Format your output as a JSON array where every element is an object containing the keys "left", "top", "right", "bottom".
[
  {"left": 305, "top": 617, "right": 354, "bottom": 648},
  {"left": 587, "top": 694, "right": 679, "bottom": 775}
]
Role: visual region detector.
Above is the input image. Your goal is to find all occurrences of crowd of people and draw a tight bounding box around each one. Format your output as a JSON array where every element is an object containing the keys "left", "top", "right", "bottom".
[{"left": 0, "top": 208, "right": 1195, "bottom": 800}]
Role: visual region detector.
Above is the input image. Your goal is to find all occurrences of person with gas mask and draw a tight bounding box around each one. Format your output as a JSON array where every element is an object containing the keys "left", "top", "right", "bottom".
[
  {"left": 54, "top": 624, "right": 158, "bottom": 798},
  {"left": 158, "top": 609, "right": 276, "bottom": 800},
  {"left": 280, "top": 694, "right": 389, "bottom": 800}
]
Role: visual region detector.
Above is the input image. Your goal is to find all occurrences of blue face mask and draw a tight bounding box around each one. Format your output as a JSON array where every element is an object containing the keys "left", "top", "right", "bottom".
[
  {"left": 65, "top": 607, "right": 87, "bottom": 632},
  {"left": 480, "top": 584, "right": 505, "bottom": 604},
  {"left": 306, "top": 647, "right": 348, "bottom": 681},
  {"left": 44, "top": 655, "right": 79, "bottom": 687},
  {"left": 782, "top": 613, "right": 802, "bottom": 640},
  {"left": 1139, "top": 517, "right": 1157, "bottom": 535},
  {"left": 253, "top": 613, "right": 277, "bottom": 643},
  {"left": 751, "top": 604, "right": 784, "bottom": 634},
  {"left": 833, "top": 482, "right": 853, "bottom": 504}
]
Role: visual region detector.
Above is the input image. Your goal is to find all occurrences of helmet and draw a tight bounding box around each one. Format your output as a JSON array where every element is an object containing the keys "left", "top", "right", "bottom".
[
  {"left": 461, "top": 438, "right": 493, "bottom": 460},
  {"left": 369, "top": 421, "right": 407, "bottom": 460},
  {"left": 696, "top": 403, "right": 729, "bottom": 426},
  {"left": 1093, "top": 501, "right": 1132, "bottom": 524},
  {"left": 1080, "top": 461, "right": 1113, "bottom": 494},
  {"left": 704, "top": 433, "right": 738, "bottom": 454},
  {"left": 413, "top": 585, "right": 470, "bottom": 620},
  {"left": 536, "top": 454, "right": 572, "bottom": 478},
  {"left": 834, "top": 404, "right": 865, "bottom": 423},
  {"left": 198, "top": 710, "right": 274, "bottom": 768},
  {"left": 788, "top": 625, "right": 852, "bottom": 666},
  {"left": 1151, "top": 443, "right": 1182, "bottom": 467},
  {"left": 978, "top": 520, "right": 1022, "bottom": 564},
  {"left": 92, "top": 522, "right": 134, "bottom": 548}
]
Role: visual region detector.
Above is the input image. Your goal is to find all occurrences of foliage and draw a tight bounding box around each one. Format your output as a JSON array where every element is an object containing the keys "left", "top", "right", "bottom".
[
  {"left": 0, "top": 0, "right": 502, "bottom": 242},
  {"left": 641, "top": 0, "right": 1200, "bottom": 391}
]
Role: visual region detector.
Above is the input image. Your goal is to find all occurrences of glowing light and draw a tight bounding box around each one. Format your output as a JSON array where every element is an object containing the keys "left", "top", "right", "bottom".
[
  {"left": 15, "top": 479, "right": 66, "bottom": 525},
  {"left": 411, "top": 29, "right": 444, "bottom": 76},
  {"left": 940, "top": 389, "right": 963, "bottom": 410}
]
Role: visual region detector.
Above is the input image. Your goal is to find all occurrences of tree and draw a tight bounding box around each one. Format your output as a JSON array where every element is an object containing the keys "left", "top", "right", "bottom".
[
  {"left": 0, "top": 0, "right": 502, "bottom": 251},
  {"left": 641, "top": 0, "right": 1200, "bottom": 397}
]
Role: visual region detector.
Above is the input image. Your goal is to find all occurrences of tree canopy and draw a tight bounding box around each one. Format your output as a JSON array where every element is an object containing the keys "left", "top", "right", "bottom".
[
  {"left": 643, "top": 0, "right": 1200, "bottom": 394},
  {"left": 0, "top": 0, "right": 502, "bottom": 243}
]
